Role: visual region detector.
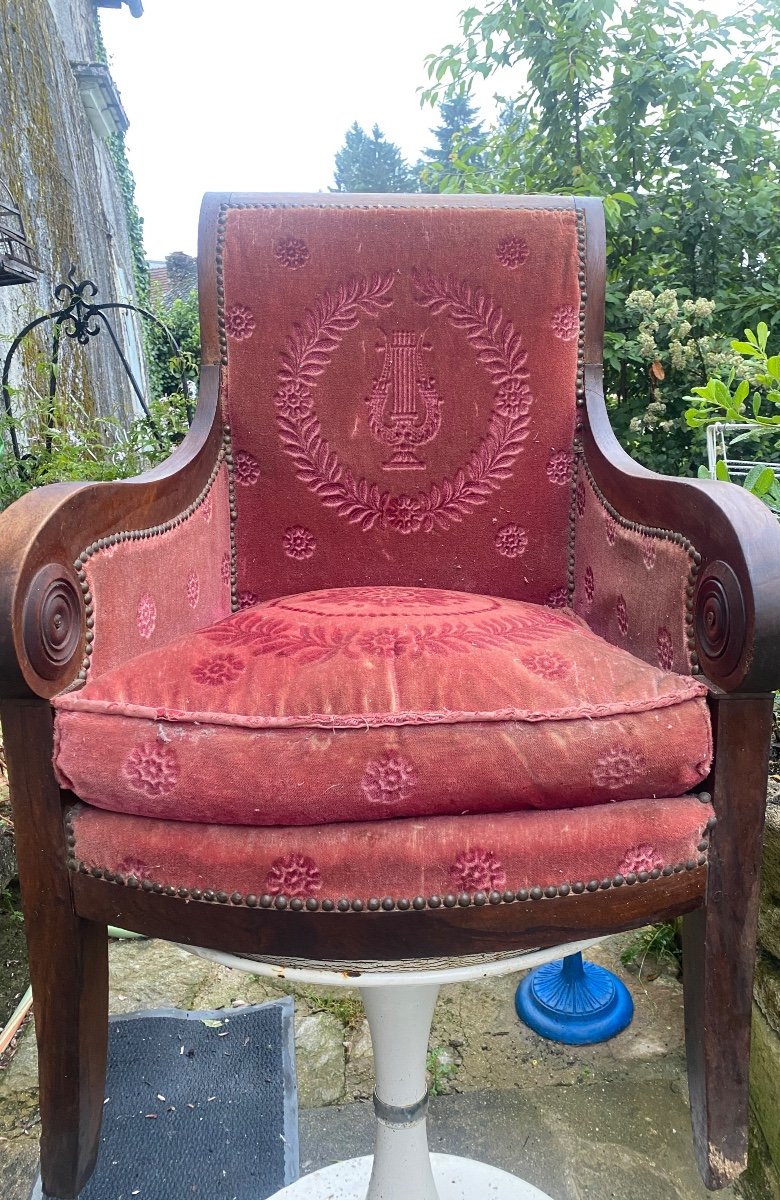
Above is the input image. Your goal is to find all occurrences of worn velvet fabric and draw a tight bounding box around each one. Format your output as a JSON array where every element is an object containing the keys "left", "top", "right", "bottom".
[
  {"left": 83, "top": 461, "right": 233, "bottom": 680},
  {"left": 53, "top": 587, "right": 711, "bottom": 827},
  {"left": 68, "top": 794, "right": 713, "bottom": 901},
  {"left": 572, "top": 461, "right": 696, "bottom": 674},
  {"left": 56, "top": 201, "right": 714, "bottom": 909},
  {"left": 221, "top": 204, "right": 581, "bottom": 608}
]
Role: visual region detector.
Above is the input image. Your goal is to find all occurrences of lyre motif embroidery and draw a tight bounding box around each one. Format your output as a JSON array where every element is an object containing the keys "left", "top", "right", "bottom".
[
  {"left": 366, "top": 332, "right": 442, "bottom": 470},
  {"left": 272, "top": 271, "right": 533, "bottom": 533}
]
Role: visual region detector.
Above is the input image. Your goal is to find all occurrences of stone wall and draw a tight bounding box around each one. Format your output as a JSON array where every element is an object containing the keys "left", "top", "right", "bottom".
[
  {"left": 742, "top": 795, "right": 780, "bottom": 1199},
  {"left": 0, "top": 0, "right": 145, "bottom": 435},
  {"left": 752, "top": 801, "right": 780, "bottom": 1194}
]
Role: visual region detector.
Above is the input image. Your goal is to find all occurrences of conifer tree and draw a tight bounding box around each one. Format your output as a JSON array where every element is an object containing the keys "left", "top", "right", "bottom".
[
  {"left": 333, "top": 123, "right": 419, "bottom": 192},
  {"left": 424, "top": 95, "right": 485, "bottom": 168}
]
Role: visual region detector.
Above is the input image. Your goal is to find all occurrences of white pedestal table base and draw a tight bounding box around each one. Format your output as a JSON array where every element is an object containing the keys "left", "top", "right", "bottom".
[
  {"left": 267, "top": 1154, "right": 554, "bottom": 1199},
  {"left": 184, "top": 940, "right": 602, "bottom": 1200}
]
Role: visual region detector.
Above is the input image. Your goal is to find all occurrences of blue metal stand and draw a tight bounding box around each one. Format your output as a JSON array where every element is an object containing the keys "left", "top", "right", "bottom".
[{"left": 514, "top": 951, "right": 634, "bottom": 1045}]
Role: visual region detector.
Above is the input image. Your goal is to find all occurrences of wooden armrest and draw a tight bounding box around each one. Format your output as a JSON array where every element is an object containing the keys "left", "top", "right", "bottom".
[
  {"left": 584, "top": 367, "right": 780, "bottom": 693},
  {"left": 0, "top": 367, "right": 222, "bottom": 700}
]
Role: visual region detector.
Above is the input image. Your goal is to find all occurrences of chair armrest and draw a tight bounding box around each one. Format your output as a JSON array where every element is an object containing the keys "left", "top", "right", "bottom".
[
  {"left": 578, "top": 367, "right": 780, "bottom": 693},
  {"left": 0, "top": 367, "right": 232, "bottom": 699}
]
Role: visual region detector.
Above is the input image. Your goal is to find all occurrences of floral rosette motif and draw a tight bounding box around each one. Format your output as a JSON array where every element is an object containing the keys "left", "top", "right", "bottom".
[
  {"left": 496, "top": 235, "right": 529, "bottom": 269},
  {"left": 123, "top": 742, "right": 179, "bottom": 797},
  {"left": 136, "top": 591, "right": 157, "bottom": 639},
  {"left": 283, "top": 526, "right": 316, "bottom": 560},
  {"left": 275, "top": 237, "right": 310, "bottom": 270},
  {"left": 619, "top": 844, "right": 664, "bottom": 875},
  {"left": 186, "top": 569, "right": 200, "bottom": 609},
  {"left": 225, "top": 304, "right": 256, "bottom": 340},
  {"left": 192, "top": 652, "right": 245, "bottom": 686},
  {"left": 657, "top": 626, "right": 674, "bottom": 670},
  {"left": 592, "top": 746, "right": 646, "bottom": 789},
  {"left": 551, "top": 304, "right": 578, "bottom": 341},
  {"left": 450, "top": 847, "right": 506, "bottom": 891},
  {"left": 266, "top": 853, "right": 321, "bottom": 897},
  {"left": 583, "top": 565, "right": 595, "bottom": 606},
  {"left": 361, "top": 751, "right": 418, "bottom": 804},
  {"left": 495, "top": 523, "right": 528, "bottom": 558}
]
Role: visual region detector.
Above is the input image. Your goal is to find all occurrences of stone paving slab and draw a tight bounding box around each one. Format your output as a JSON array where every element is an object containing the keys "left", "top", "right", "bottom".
[
  {"left": 0, "top": 932, "right": 737, "bottom": 1199},
  {"left": 299, "top": 1081, "right": 738, "bottom": 1200}
]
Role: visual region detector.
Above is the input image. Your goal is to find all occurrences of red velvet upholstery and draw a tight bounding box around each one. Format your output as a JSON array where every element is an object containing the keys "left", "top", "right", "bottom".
[
  {"left": 67, "top": 793, "right": 714, "bottom": 905},
  {"left": 572, "top": 458, "right": 699, "bottom": 674},
  {"left": 220, "top": 203, "right": 581, "bottom": 608},
  {"left": 80, "top": 455, "right": 233, "bottom": 681},
  {"left": 53, "top": 587, "right": 711, "bottom": 827},
  {"left": 55, "top": 200, "right": 715, "bottom": 922}
]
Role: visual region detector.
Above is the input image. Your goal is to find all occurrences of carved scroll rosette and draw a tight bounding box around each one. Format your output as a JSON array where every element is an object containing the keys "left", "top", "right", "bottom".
[{"left": 22, "top": 564, "right": 84, "bottom": 683}]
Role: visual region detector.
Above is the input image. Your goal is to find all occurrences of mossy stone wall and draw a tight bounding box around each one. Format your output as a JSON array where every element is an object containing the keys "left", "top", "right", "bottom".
[
  {"left": 744, "top": 802, "right": 780, "bottom": 1197},
  {"left": 0, "top": 0, "right": 144, "bottom": 428}
]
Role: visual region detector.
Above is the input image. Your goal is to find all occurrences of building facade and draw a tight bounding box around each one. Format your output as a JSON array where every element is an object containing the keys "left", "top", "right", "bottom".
[{"left": 0, "top": 0, "right": 146, "bottom": 438}]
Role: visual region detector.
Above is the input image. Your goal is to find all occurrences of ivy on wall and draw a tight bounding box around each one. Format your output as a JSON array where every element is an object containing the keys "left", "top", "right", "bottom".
[
  {"left": 107, "top": 131, "right": 149, "bottom": 306},
  {"left": 93, "top": 13, "right": 149, "bottom": 306}
]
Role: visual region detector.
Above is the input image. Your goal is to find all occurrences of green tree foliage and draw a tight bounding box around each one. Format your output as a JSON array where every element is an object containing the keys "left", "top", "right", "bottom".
[
  {"left": 423, "top": 0, "right": 780, "bottom": 475},
  {"left": 145, "top": 289, "right": 200, "bottom": 402},
  {"left": 333, "top": 122, "right": 420, "bottom": 193},
  {"left": 421, "top": 95, "right": 485, "bottom": 187}
]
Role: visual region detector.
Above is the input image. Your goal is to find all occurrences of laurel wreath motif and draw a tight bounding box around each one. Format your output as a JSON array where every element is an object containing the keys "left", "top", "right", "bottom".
[
  {"left": 272, "top": 269, "right": 533, "bottom": 533},
  {"left": 205, "top": 610, "right": 575, "bottom": 664}
]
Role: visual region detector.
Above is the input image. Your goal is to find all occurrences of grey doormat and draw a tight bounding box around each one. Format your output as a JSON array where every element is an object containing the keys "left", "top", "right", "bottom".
[{"left": 33, "top": 998, "right": 298, "bottom": 1200}]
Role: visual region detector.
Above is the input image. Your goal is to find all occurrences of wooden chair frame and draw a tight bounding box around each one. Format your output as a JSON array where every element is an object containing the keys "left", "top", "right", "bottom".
[{"left": 1, "top": 195, "right": 779, "bottom": 1197}]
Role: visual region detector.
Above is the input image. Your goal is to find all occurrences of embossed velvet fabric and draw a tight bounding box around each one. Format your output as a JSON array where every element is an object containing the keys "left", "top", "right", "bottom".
[
  {"left": 572, "top": 461, "right": 696, "bottom": 674},
  {"left": 68, "top": 794, "right": 713, "bottom": 903},
  {"left": 220, "top": 203, "right": 581, "bottom": 607},
  {"left": 55, "top": 199, "right": 713, "bottom": 898},
  {"left": 82, "top": 461, "right": 233, "bottom": 680},
  {"left": 53, "top": 587, "right": 711, "bottom": 827}
]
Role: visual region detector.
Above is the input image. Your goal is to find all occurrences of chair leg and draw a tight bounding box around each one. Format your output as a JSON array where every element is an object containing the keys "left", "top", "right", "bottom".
[
  {"left": 34, "top": 915, "right": 109, "bottom": 1199},
  {"left": 1, "top": 699, "right": 109, "bottom": 1198},
  {"left": 683, "top": 694, "right": 772, "bottom": 1190}
]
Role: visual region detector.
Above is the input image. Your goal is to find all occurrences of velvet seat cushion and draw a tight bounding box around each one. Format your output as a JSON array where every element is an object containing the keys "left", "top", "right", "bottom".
[
  {"left": 53, "top": 587, "right": 712, "bottom": 828},
  {"left": 68, "top": 795, "right": 714, "bottom": 908}
]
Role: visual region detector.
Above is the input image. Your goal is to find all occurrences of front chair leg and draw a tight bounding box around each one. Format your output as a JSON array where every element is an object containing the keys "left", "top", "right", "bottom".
[
  {"left": 1, "top": 700, "right": 109, "bottom": 1198},
  {"left": 683, "top": 694, "right": 772, "bottom": 1190},
  {"left": 34, "top": 915, "right": 109, "bottom": 1199}
]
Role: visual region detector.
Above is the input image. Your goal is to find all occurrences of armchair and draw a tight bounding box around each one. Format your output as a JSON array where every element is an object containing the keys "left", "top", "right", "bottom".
[{"left": 2, "top": 193, "right": 780, "bottom": 1198}]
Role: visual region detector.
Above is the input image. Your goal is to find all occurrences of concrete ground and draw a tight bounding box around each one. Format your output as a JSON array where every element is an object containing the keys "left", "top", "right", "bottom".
[{"left": 0, "top": 931, "right": 740, "bottom": 1200}]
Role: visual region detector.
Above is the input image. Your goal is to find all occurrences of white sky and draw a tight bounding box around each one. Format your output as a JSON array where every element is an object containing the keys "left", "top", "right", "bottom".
[
  {"left": 100, "top": 0, "right": 483, "bottom": 259},
  {"left": 100, "top": 0, "right": 739, "bottom": 262}
]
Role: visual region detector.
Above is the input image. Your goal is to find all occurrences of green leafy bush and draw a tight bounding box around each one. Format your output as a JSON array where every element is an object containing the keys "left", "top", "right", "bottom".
[
  {"left": 683, "top": 322, "right": 780, "bottom": 514},
  {"left": 686, "top": 323, "right": 780, "bottom": 430},
  {"left": 0, "top": 386, "right": 189, "bottom": 513},
  {"left": 0, "top": 289, "right": 196, "bottom": 514},
  {"left": 700, "top": 459, "right": 780, "bottom": 518}
]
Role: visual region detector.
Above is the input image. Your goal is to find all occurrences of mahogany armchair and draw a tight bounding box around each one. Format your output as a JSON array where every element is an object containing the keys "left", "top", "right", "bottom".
[{"left": 2, "top": 193, "right": 780, "bottom": 1198}]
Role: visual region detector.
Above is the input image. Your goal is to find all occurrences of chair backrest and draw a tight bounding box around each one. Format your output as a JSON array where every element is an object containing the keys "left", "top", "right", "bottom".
[{"left": 201, "top": 194, "right": 595, "bottom": 607}]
